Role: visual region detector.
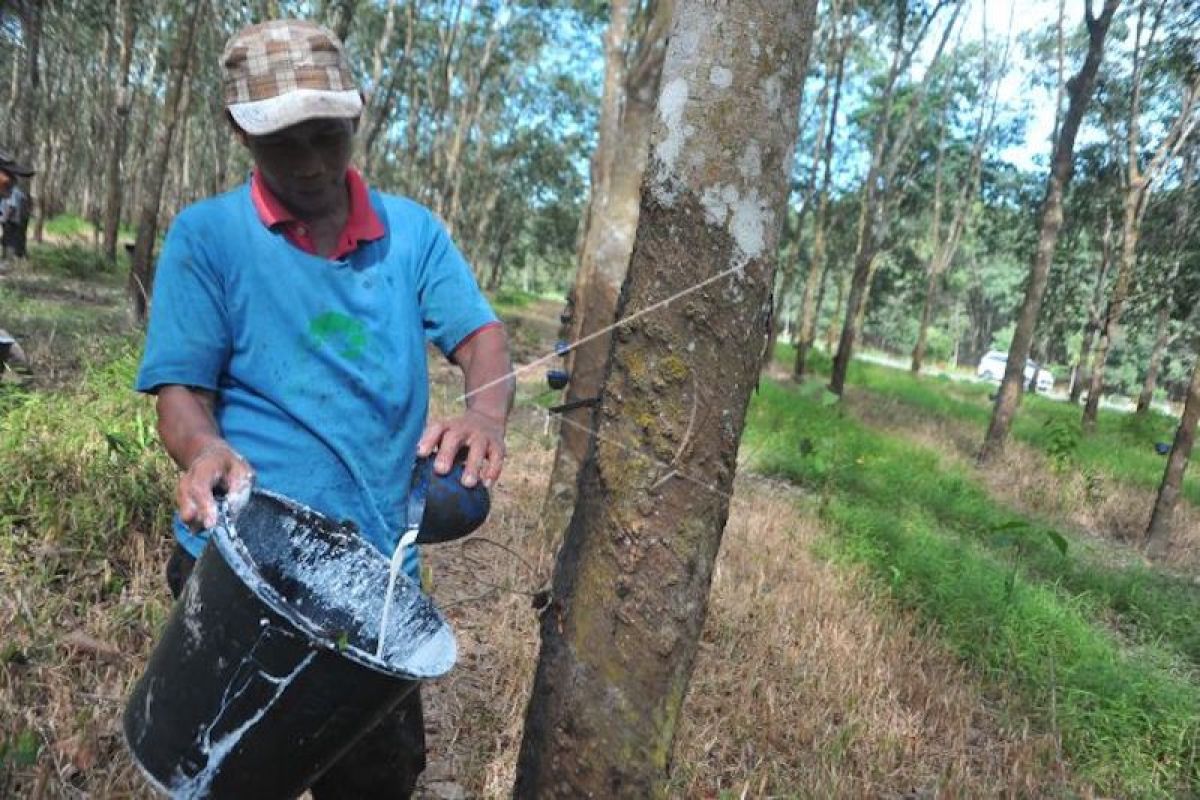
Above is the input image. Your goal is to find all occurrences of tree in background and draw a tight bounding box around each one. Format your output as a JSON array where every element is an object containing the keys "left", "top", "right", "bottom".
[
  {"left": 792, "top": 0, "right": 854, "bottom": 381},
  {"left": 828, "top": 0, "right": 963, "bottom": 396},
  {"left": 515, "top": 0, "right": 816, "bottom": 793},
  {"left": 542, "top": 0, "right": 673, "bottom": 545},
  {"left": 978, "top": 0, "right": 1119, "bottom": 464},
  {"left": 910, "top": 15, "right": 1011, "bottom": 375},
  {"left": 1146, "top": 352, "right": 1200, "bottom": 555},
  {"left": 101, "top": 0, "right": 138, "bottom": 264},
  {"left": 1082, "top": 0, "right": 1199, "bottom": 431}
]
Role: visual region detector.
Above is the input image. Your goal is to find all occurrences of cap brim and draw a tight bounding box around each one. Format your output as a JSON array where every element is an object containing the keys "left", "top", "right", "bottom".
[{"left": 228, "top": 88, "right": 362, "bottom": 136}]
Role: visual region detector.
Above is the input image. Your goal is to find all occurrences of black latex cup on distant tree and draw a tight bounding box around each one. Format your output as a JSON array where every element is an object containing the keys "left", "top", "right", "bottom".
[{"left": 413, "top": 451, "right": 491, "bottom": 545}]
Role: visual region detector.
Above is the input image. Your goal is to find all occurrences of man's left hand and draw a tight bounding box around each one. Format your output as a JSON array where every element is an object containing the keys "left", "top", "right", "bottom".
[{"left": 417, "top": 408, "right": 507, "bottom": 488}]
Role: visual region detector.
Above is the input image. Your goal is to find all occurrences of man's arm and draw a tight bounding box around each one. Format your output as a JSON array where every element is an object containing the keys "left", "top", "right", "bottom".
[
  {"left": 417, "top": 325, "right": 514, "bottom": 488},
  {"left": 156, "top": 385, "right": 255, "bottom": 529}
]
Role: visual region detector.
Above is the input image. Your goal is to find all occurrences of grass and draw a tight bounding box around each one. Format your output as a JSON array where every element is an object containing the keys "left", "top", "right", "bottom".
[
  {"left": 773, "top": 342, "right": 1198, "bottom": 506},
  {"left": 744, "top": 378, "right": 1200, "bottom": 796}
]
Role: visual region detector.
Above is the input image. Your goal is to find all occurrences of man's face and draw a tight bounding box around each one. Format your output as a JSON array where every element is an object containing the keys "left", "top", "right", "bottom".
[
  {"left": 0, "top": 172, "right": 12, "bottom": 195},
  {"left": 241, "top": 117, "right": 355, "bottom": 218}
]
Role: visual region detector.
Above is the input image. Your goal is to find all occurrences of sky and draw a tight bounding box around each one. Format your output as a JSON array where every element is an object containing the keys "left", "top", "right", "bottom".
[{"left": 968, "top": 0, "right": 1061, "bottom": 171}]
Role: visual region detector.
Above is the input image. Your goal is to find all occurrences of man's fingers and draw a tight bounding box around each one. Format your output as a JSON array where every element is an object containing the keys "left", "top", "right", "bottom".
[
  {"left": 461, "top": 437, "right": 487, "bottom": 488},
  {"left": 417, "top": 422, "right": 446, "bottom": 457},
  {"left": 434, "top": 429, "right": 465, "bottom": 474},
  {"left": 483, "top": 439, "right": 506, "bottom": 486}
]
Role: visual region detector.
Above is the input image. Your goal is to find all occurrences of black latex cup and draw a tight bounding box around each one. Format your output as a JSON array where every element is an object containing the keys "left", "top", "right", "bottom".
[{"left": 414, "top": 452, "right": 491, "bottom": 545}]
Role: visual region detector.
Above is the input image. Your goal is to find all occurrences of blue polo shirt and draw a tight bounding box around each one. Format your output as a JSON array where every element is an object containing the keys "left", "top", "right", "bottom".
[{"left": 136, "top": 181, "right": 498, "bottom": 581}]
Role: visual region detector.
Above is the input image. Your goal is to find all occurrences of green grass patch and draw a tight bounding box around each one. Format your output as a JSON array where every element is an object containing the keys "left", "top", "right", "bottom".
[
  {"left": 488, "top": 287, "right": 542, "bottom": 313},
  {"left": 0, "top": 344, "right": 175, "bottom": 561},
  {"left": 823, "top": 357, "right": 1199, "bottom": 506},
  {"left": 42, "top": 214, "right": 95, "bottom": 240},
  {"left": 26, "top": 242, "right": 120, "bottom": 280},
  {"left": 745, "top": 379, "right": 1200, "bottom": 796}
]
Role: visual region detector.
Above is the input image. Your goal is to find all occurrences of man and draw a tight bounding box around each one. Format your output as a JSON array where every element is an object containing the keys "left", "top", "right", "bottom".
[
  {"left": 135, "top": 19, "right": 513, "bottom": 798},
  {"left": 0, "top": 166, "right": 31, "bottom": 261}
]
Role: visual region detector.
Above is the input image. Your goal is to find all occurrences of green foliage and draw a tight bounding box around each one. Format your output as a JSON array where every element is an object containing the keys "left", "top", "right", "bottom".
[
  {"left": 489, "top": 287, "right": 541, "bottom": 311},
  {"left": 0, "top": 345, "right": 175, "bottom": 560},
  {"left": 27, "top": 243, "right": 117, "bottom": 279},
  {"left": 745, "top": 379, "right": 1200, "bottom": 796},
  {"left": 1041, "top": 417, "right": 1081, "bottom": 472},
  {"left": 0, "top": 730, "right": 40, "bottom": 768},
  {"left": 42, "top": 214, "right": 95, "bottom": 240}
]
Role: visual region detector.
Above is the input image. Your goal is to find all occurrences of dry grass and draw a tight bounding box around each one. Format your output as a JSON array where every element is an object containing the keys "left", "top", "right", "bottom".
[
  {"left": 671, "top": 478, "right": 1067, "bottom": 799},
  {"left": 844, "top": 389, "right": 1200, "bottom": 574}
]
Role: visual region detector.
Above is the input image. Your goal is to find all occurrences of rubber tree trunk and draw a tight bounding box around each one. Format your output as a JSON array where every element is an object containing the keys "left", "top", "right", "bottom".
[
  {"left": 14, "top": 0, "right": 41, "bottom": 163},
  {"left": 1070, "top": 213, "right": 1114, "bottom": 404},
  {"left": 1136, "top": 304, "right": 1172, "bottom": 415},
  {"left": 542, "top": 0, "right": 671, "bottom": 544},
  {"left": 129, "top": 0, "right": 203, "bottom": 324},
  {"left": 1145, "top": 351, "right": 1200, "bottom": 556},
  {"left": 515, "top": 0, "right": 816, "bottom": 794},
  {"left": 104, "top": 0, "right": 137, "bottom": 264},
  {"left": 828, "top": 1, "right": 961, "bottom": 396},
  {"left": 794, "top": 8, "right": 849, "bottom": 381},
  {"left": 978, "top": 0, "right": 1118, "bottom": 464}
]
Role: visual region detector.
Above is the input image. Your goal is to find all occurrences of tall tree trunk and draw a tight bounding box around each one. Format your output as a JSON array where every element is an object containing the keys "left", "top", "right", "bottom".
[
  {"left": 1083, "top": 183, "right": 1143, "bottom": 429},
  {"left": 1070, "top": 212, "right": 1114, "bottom": 403},
  {"left": 129, "top": 0, "right": 204, "bottom": 323},
  {"left": 795, "top": 1, "right": 851, "bottom": 380},
  {"left": 911, "top": 117, "right": 948, "bottom": 374},
  {"left": 1145, "top": 350, "right": 1200, "bottom": 556},
  {"left": 978, "top": 0, "right": 1118, "bottom": 463},
  {"left": 102, "top": 0, "right": 137, "bottom": 262},
  {"left": 515, "top": 1, "right": 815, "bottom": 794},
  {"left": 1136, "top": 303, "right": 1173, "bottom": 414},
  {"left": 14, "top": 0, "right": 42, "bottom": 163},
  {"left": 912, "top": 8, "right": 1011, "bottom": 374},
  {"left": 1082, "top": 4, "right": 1200, "bottom": 431},
  {"left": 829, "top": 0, "right": 962, "bottom": 395},
  {"left": 541, "top": 0, "right": 672, "bottom": 544}
]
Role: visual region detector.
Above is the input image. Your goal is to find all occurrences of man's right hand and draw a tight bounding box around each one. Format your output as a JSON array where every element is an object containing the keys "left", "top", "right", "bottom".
[{"left": 177, "top": 440, "right": 255, "bottom": 530}]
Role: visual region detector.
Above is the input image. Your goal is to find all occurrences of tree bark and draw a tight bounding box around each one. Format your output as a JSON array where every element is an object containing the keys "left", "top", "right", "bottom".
[
  {"left": 103, "top": 0, "right": 137, "bottom": 262},
  {"left": 794, "top": 0, "right": 851, "bottom": 380},
  {"left": 515, "top": 0, "right": 815, "bottom": 794},
  {"left": 1070, "top": 212, "right": 1114, "bottom": 404},
  {"left": 541, "top": 0, "right": 672, "bottom": 545},
  {"left": 129, "top": 0, "right": 204, "bottom": 324},
  {"left": 14, "top": 0, "right": 42, "bottom": 163},
  {"left": 978, "top": 0, "right": 1119, "bottom": 463},
  {"left": 1136, "top": 304, "right": 1173, "bottom": 414},
  {"left": 1145, "top": 350, "right": 1200, "bottom": 555}
]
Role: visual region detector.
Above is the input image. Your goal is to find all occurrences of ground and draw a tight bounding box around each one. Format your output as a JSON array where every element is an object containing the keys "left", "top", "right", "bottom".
[{"left": 2, "top": 257, "right": 1197, "bottom": 797}]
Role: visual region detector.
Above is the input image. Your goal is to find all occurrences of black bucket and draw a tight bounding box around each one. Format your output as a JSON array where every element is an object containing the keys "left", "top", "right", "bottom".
[{"left": 122, "top": 489, "right": 456, "bottom": 798}]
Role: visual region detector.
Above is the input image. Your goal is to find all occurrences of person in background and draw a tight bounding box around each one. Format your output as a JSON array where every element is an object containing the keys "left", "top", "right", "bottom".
[
  {"left": 135, "top": 19, "right": 513, "bottom": 798},
  {"left": 0, "top": 165, "right": 31, "bottom": 262}
]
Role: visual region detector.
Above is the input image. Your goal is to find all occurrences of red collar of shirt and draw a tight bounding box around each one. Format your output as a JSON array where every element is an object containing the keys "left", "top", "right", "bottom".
[{"left": 249, "top": 167, "right": 385, "bottom": 260}]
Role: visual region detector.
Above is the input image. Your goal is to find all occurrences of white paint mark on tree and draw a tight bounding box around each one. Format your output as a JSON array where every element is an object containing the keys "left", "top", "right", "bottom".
[
  {"left": 738, "top": 142, "right": 762, "bottom": 179},
  {"left": 709, "top": 66, "right": 733, "bottom": 88},
  {"left": 653, "top": 77, "right": 691, "bottom": 202},
  {"left": 731, "top": 190, "right": 768, "bottom": 263}
]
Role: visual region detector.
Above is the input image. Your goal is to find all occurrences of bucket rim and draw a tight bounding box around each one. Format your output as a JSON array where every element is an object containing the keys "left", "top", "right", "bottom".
[{"left": 212, "top": 488, "right": 456, "bottom": 680}]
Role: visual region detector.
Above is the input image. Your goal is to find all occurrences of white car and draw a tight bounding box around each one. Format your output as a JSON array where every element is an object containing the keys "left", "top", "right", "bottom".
[{"left": 976, "top": 350, "right": 1053, "bottom": 393}]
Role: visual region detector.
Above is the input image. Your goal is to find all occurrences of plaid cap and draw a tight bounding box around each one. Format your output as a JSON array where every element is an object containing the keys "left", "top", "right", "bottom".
[{"left": 222, "top": 20, "right": 362, "bottom": 136}]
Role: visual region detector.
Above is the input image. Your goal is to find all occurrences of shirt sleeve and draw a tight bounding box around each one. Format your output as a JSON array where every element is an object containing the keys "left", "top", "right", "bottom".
[
  {"left": 135, "top": 210, "right": 232, "bottom": 394},
  {"left": 415, "top": 210, "right": 499, "bottom": 357}
]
